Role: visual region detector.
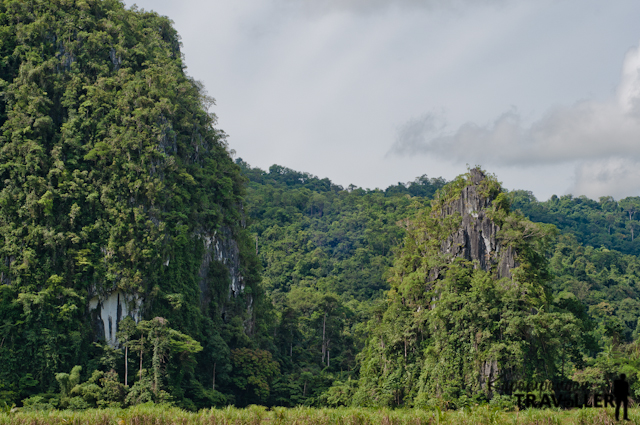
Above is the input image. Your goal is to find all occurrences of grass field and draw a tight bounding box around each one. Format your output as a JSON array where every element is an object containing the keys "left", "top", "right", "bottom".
[{"left": 1, "top": 405, "right": 639, "bottom": 425}]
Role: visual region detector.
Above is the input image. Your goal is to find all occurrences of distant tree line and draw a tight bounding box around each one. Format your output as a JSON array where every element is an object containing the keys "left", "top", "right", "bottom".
[{"left": 511, "top": 191, "right": 640, "bottom": 256}]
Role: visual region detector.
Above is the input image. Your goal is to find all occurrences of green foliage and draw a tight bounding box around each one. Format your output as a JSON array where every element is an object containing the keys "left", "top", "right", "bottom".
[
  {"left": 548, "top": 235, "right": 640, "bottom": 344},
  {"left": 355, "top": 171, "right": 583, "bottom": 407},
  {"left": 239, "top": 161, "right": 430, "bottom": 300},
  {"left": 136, "top": 317, "right": 203, "bottom": 398},
  {"left": 230, "top": 348, "right": 280, "bottom": 406},
  {"left": 1, "top": 404, "right": 639, "bottom": 424},
  {"left": 511, "top": 191, "right": 640, "bottom": 255},
  {"left": 1, "top": 0, "right": 640, "bottom": 411},
  {"left": 543, "top": 234, "right": 640, "bottom": 396},
  {"left": 49, "top": 316, "right": 202, "bottom": 409},
  {"left": 316, "top": 378, "right": 358, "bottom": 407},
  {"left": 238, "top": 161, "right": 441, "bottom": 406},
  {"left": 125, "top": 371, "right": 163, "bottom": 406},
  {"left": 0, "top": 0, "right": 261, "bottom": 407},
  {"left": 55, "top": 365, "right": 81, "bottom": 399},
  {"left": 19, "top": 394, "right": 58, "bottom": 412},
  {"left": 53, "top": 366, "right": 126, "bottom": 410}
]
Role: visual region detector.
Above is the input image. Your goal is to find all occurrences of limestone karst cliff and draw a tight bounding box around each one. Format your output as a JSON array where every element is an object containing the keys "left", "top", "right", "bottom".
[
  {"left": 440, "top": 168, "right": 516, "bottom": 279},
  {"left": 89, "top": 224, "right": 252, "bottom": 347},
  {"left": 0, "top": 0, "right": 262, "bottom": 400},
  {"left": 355, "top": 168, "right": 565, "bottom": 407}
]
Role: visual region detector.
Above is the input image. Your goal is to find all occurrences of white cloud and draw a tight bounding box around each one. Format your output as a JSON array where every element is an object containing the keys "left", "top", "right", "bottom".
[
  {"left": 126, "top": 0, "right": 640, "bottom": 201},
  {"left": 570, "top": 158, "right": 640, "bottom": 200},
  {"left": 390, "top": 43, "right": 640, "bottom": 198},
  {"left": 278, "top": 0, "right": 508, "bottom": 15}
]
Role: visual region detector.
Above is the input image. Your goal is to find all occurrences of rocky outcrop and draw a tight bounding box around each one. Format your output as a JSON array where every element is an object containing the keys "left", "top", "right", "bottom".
[
  {"left": 437, "top": 169, "right": 519, "bottom": 394},
  {"left": 90, "top": 226, "right": 249, "bottom": 347},
  {"left": 198, "top": 226, "right": 245, "bottom": 305},
  {"left": 89, "top": 290, "right": 142, "bottom": 347},
  {"left": 440, "top": 169, "right": 516, "bottom": 278}
]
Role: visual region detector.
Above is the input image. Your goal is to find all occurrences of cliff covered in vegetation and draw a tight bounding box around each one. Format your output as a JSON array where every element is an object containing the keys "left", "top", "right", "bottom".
[
  {"left": 353, "top": 169, "right": 586, "bottom": 407},
  {"left": 237, "top": 163, "right": 640, "bottom": 409},
  {"left": 0, "top": 0, "right": 264, "bottom": 409}
]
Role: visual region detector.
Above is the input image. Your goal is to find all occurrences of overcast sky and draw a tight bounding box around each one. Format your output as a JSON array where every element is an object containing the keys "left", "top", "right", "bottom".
[{"left": 126, "top": 0, "right": 640, "bottom": 201}]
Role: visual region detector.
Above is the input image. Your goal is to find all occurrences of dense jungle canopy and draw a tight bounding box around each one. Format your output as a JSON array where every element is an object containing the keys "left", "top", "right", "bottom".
[{"left": 1, "top": 0, "right": 640, "bottom": 412}]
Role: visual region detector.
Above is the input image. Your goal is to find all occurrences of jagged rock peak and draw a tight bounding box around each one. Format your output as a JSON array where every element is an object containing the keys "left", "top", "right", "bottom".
[{"left": 438, "top": 168, "right": 516, "bottom": 278}]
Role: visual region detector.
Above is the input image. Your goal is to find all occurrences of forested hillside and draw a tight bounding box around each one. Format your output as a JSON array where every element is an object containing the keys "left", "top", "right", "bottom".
[
  {"left": 238, "top": 160, "right": 446, "bottom": 300},
  {"left": 239, "top": 163, "right": 640, "bottom": 408},
  {"left": 0, "top": 0, "right": 266, "bottom": 411},
  {"left": 511, "top": 190, "right": 640, "bottom": 256},
  {"left": 2, "top": 0, "right": 640, "bottom": 413},
  {"left": 350, "top": 169, "right": 640, "bottom": 408},
  {"left": 237, "top": 160, "right": 446, "bottom": 405}
]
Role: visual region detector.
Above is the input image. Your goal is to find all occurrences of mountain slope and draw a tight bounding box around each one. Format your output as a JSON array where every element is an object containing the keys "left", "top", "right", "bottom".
[
  {"left": 354, "top": 169, "right": 585, "bottom": 407},
  {"left": 0, "top": 0, "right": 262, "bottom": 408}
]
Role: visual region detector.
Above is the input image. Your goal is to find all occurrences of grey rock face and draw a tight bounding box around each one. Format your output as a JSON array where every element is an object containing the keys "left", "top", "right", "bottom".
[
  {"left": 199, "top": 226, "right": 245, "bottom": 303},
  {"left": 437, "top": 169, "right": 519, "bottom": 393},
  {"left": 89, "top": 290, "right": 142, "bottom": 347},
  {"left": 440, "top": 169, "right": 516, "bottom": 278},
  {"left": 90, "top": 226, "right": 250, "bottom": 347},
  {"left": 199, "top": 226, "right": 255, "bottom": 335}
]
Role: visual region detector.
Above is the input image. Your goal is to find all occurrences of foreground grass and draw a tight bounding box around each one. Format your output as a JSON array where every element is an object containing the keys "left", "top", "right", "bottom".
[{"left": 0, "top": 404, "right": 639, "bottom": 424}]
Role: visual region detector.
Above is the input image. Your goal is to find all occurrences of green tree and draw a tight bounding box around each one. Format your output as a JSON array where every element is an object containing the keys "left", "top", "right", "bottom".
[
  {"left": 116, "top": 316, "right": 137, "bottom": 387},
  {"left": 137, "top": 317, "right": 203, "bottom": 397},
  {"left": 230, "top": 348, "right": 280, "bottom": 406},
  {"left": 620, "top": 197, "right": 640, "bottom": 221}
]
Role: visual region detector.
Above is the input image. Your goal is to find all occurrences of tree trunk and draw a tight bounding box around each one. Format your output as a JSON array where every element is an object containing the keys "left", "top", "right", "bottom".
[
  {"left": 152, "top": 336, "right": 160, "bottom": 395},
  {"left": 561, "top": 345, "right": 565, "bottom": 377},
  {"left": 212, "top": 362, "right": 216, "bottom": 391},
  {"left": 321, "top": 313, "right": 326, "bottom": 364},
  {"left": 124, "top": 345, "right": 128, "bottom": 386},
  {"left": 139, "top": 335, "right": 144, "bottom": 381}
]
